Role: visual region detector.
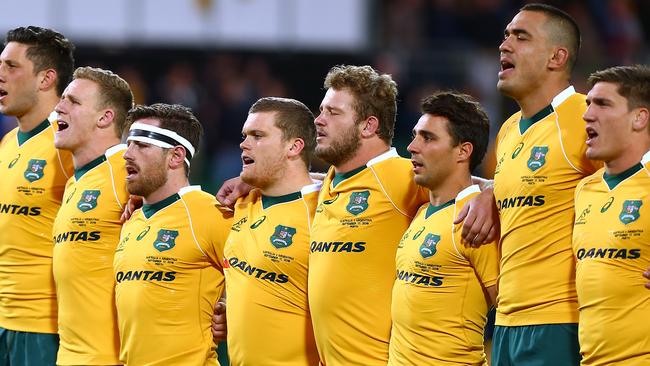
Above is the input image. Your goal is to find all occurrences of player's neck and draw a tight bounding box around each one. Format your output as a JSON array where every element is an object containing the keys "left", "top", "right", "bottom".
[
  {"left": 517, "top": 80, "right": 570, "bottom": 119},
  {"left": 72, "top": 136, "right": 121, "bottom": 169},
  {"left": 427, "top": 171, "right": 472, "bottom": 206},
  {"left": 260, "top": 167, "right": 312, "bottom": 197},
  {"left": 605, "top": 141, "right": 650, "bottom": 175},
  {"left": 333, "top": 139, "right": 390, "bottom": 174},
  {"left": 16, "top": 94, "right": 59, "bottom": 132},
  {"left": 143, "top": 174, "right": 190, "bottom": 205}
]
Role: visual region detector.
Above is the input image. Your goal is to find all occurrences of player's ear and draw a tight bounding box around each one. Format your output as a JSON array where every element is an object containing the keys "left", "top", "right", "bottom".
[
  {"left": 168, "top": 146, "right": 187, "bottom": 170},
  {"left": 98, "top": 109, "right": 115, "bottom": 129},
  {"left": 38, "top": 68, "right": 58, "bottom": 92},
  {"left": 632, "top": 108, "right": 649, "bottom": 133},
  {"left": 457, "top": 141, "right": 474, "bottom": 165},
  {"left": 548, "top": 46, "right": 569, "bottom": 71},
  {"left": 287, "top": 138, "right": 305, "bottom": 159},
  {"left": 360, "top": 116, "right": 380, "bottom": 138}
]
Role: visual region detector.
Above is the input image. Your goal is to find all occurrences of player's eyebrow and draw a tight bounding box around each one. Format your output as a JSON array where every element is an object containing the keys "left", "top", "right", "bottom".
[
  {"left": 504, "top": 28, "right": 532, "bottom": 38},
  {"left": 586, "top": 96, "right": 612, "bottom": 107},
  {"left": 412, "top": 129, "right": 435, "bottom": 139}
]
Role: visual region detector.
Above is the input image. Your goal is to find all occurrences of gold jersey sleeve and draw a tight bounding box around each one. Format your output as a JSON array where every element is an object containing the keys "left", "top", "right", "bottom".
[
  {"left": 224, "top": 184, "right": 321, "bottom": 366},
  {"left": 0, "top": 117, "right": 74, "bottom": 333},
  {"left": 493, "top": 88, "right": 600, "bottom": 326},
  {"left": 52, "top": 145, "right": 128, "bottom": 365},
  {"left": 308, "top": 148, "right": 429, "bottom": 366},
  {"left": 573, "top": 163, "right": 650, "bottom": 366},
  {"left": 389, "top": 185, "right": 498, "bottom": 366},
  {"left": 114, "top": 186, "right": 230, "bottom": 366}
]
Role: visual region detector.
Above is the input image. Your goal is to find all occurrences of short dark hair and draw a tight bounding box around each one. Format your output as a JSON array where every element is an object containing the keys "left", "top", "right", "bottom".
[
  {"left": 324, "top": 65, "right": 398, "bottom": 144},
  {"left": 73, "top": 67, "right": 134, "bottom": 137},
  {"left": 126, "top": 103, "right": 203, "bottom": 176},
  {"left": 5, "top": 26, "right": 75, "bottom": 96},
  {"left": 521, "top": 3, "right": 581, "bottom": 73},
  {"left": 249, "top": 97, "right": 316, "bottom": 167},
  {"left": 588, "top": 65, "right": 650, "bottom": 111},
  {"left": 420, "top": 91, "right": 490, "bottom": 172}
]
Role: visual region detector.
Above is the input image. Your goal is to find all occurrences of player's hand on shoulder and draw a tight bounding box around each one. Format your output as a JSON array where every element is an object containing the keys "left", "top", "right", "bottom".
[
  {"left": 644, "top": 266, "right": 650, "bottom": 290},
  {"left": 212, "top": 300, "right": 227, "bottom": 342},
  {"left": 120, "top": 195, "right": 143, "bottom": 223},
  {"left": 454, "top": 187, "right": 500, "bottom": 248},
  {"left": 216, "top": 176, "right": 252, "bottom": 207}
]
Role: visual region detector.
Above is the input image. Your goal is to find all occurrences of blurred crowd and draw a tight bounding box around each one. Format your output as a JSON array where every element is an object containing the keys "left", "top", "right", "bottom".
[{"left": 2, "top": 0, "right": 648, "bottom": 190}]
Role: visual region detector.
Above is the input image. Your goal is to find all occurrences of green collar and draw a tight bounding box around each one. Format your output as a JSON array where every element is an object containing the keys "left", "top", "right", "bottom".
[
  {"left": 17, "top": 119, "right": 50, "bottom": 146},
  {"left": 262, "top": 191, "right": 301, "bottom": 209},
  {"left": 332, "top": 165, "right": 367, "bottom": 187},
  {"left": 519, "top": 104, "right": 554, "bottom": 134},
  {"left": 425, "top": 199, "right": 455, "bottom": 219},
  {"left": 142, "top": 193, "right": 181, "bottom": 219},
  {"left": 74, "top": 154, "right": 107, "bottom": 180},
  {"left": 603, "top": 163, "right": 643, "bottom": 190}
]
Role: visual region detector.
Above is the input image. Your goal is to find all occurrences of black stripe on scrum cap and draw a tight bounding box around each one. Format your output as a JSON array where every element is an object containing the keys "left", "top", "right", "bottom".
[{"left": 128, "top": 129, "right": 194, "bottom": 160}]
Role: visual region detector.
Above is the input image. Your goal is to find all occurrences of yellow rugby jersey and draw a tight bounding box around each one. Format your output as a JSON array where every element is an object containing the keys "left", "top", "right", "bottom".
[
  {"left": 52, "top": 144, "right": 128, "bottom": 365},
  {"left": 0, "top": 115, "right": 73, "bottom": 333},
  {"left": 309, "top": 148, "right": 429, "bottom": 366},
  {"left": 389, "top": 185, "right": 498, "bottom": 366},
  {"left": 493, "top": 86, "right": 601, "bottom": 326},
  {"left": 224, "top": 183, "right": 321, "bottom": 366},
  {"left": 114, "top": 186, "right": 231, "bottom": 366},
  {"left": 573, "top": 161, "right": 650, "bottom": 366}
]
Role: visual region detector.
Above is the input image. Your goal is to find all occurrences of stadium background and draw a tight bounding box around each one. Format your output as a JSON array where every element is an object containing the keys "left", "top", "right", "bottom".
[
  {"left": 1, "top": 1, "right": 649, "bottom": 363},
  {"left": 2, "top": 0, "right": 649, "bottom": 192}
]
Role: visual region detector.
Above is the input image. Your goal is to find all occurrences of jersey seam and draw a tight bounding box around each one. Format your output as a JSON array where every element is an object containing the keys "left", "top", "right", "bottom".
[
  {"left": 301, "top": 198, "right": 312, "bottom": 231},
  {"left": 459, "top": 270, "right": 473, "bottom": 348},
  {"left": 553, "top": 111, "right": 586, "bottom": 174},
  {"left": 55, "top": 141, "right": 72, "bottom": 180},
  {"left": 450, "top": 203, "right": 466, "bottom": 261},
  {"left": 106, "top": 157, "right": 124, "bottom": 211},
  {"left": 369, "top": 165, "right": 412, "bottom": 219},
  {"left": 180, "top": 196, "right": 208, "bottom": 258}
]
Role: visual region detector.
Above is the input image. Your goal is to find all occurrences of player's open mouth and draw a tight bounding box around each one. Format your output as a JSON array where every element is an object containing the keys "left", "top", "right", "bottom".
[
  {"left": 0, "top": 88, "right": 7, "bottom": 100},
  {"left": 411, "top": 159, "right": 424, "bottom": 173},
  {"left": 125, "top": 165, "right": 138, "bottom": 179},
  {"left": 586, "top": 127, "right": 598, "bottom": 145},
  {"left": 241, "top": 155, "right": 254, "bottom": 167},
  {"left": 499, "top": 59, "right": 515, "bottom": 78},
  {"left": 57, "top": 120, "right": 69, "bottom": 131}
]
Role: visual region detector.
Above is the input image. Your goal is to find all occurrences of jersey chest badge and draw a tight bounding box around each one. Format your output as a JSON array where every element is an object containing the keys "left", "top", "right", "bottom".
[
  {"left": 154, "top": 229, "right": 179, "bottom": 252},
  {"left": 419, "top": 233, "right": 440, "bottom": 259},
  {"left": 527, "top": 146, "right": 548, "bottom": 172},
  {"left": 346, "top": 190, "right": 370, "bottom": 215},
  {"left": 620, "top": 200, "right": 642, "bottom": 224},
  {"left": 24, "top": 158, "right": 46, "bottom": 182},
  {"left": 77, "top": 190, "right": 101, "bottom": 212},
  {"left": 270, "top": 225, "right": 296, "bottom": 249}
]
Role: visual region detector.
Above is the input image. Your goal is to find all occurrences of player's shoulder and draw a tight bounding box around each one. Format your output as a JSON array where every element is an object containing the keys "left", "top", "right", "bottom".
[
  {"left": 234, "top": 188, "right": 262, "bottom": 209},
  {"left": 181, "top": 186, "right": 219, "bottom": 206},
  {"left": 1, "top": 126, "right": 19, "bottom": 141},
  {"left": 501, "top": 110, "right": 523, "bottom": 129},
  {"left": 104, "top": 144, "right": 127, "bottom": 176},
  {"left": 496, "top": 110, "right": 522, "bottom": 141},
  {"left": 557, "top": 91, "right": 587, "bottom": 112},
  {"left": 576, "top": 168, "right": 605, "bottom": 193},
  {"left": 105, "top": 144, "right": 127, "bottom": 164},
  {"left": 300, "top": 181, "right": 322, "bottom": 199},
  {"left": 181, "top": 186, "right": 233, "bottom": 218},
  {"left": 556, "top": 94, "right": 587, "bottom": 126},
  {"left": 367, "top": 148, "right": 411, "bottom": 171},
  {"left": 454, "top": 184, "right": 481, "bottom": 208}
]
